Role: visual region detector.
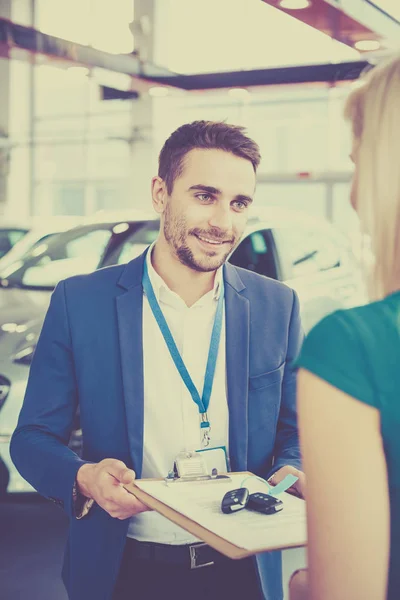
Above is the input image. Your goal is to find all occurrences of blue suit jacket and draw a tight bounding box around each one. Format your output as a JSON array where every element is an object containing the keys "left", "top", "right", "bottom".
[{"left": 10, "top": 252, "right": 303, "bottom": 600}]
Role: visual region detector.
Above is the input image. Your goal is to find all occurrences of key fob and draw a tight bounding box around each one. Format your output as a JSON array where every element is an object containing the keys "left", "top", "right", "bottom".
[
  {"left": 247, "top": 492, "right": 283, "bottom": 514},
  {"left": 221, "top": 488, "right": 249, "bottom": 514}
]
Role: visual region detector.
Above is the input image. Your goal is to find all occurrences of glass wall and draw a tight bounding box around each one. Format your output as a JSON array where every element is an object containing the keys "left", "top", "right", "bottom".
[
  {"left": 33, "top": 0, "right": 135, "bottom": 217},
  {"left": 5, "top": 0, "right": 358, "bottom": 239},
  {"left": 33, "top": 65, "right": 133, "bottom": 216},
  {"left": 152, "top": 83, "right": 356, "bottom": 237},
  {"left": 154, "top": 86, "right": 352, "bottom": 171},
  {"left": 6, "top": 0, "right": 135, "bottom": 219},
  {"left": 149, "top": 0, "right": 359, "bottom": 240}
]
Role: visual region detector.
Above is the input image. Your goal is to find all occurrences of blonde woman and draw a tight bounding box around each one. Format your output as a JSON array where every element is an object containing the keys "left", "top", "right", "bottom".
[{"left": 292, "top": 54, "right": 400, "bottom": 600}]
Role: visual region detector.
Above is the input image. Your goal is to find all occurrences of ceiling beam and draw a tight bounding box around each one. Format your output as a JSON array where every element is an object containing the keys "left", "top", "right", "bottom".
[
  {"left": 0, "top": 17, "right": 371, "bottom": 92},
  {"left": 0, "top": 17, "right": 176, "bottom": 88},
  {"left": 325, "top": 0, "right": 400, "bottom": 41},
  {"left": 144, "top": 61, "right": 371, "bottom": 90}
]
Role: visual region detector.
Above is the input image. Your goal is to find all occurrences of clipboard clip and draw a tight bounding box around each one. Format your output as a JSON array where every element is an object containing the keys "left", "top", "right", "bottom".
[
  {"left": 164, "top": 451, "right": 231, "bottom": 485},
  {"left": 164, "top": 469, "right": 231, "bottom": 485}
]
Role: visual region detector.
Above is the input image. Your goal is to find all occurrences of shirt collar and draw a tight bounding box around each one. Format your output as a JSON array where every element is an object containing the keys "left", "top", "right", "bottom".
[{"left": 145, "top": 243, "right": 223, "bottom": 306}]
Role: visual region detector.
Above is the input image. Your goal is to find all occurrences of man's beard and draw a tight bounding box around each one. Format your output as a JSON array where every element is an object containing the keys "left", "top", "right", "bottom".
[{"left": 163, "top": 203, "right": 236, "bottom": 272}]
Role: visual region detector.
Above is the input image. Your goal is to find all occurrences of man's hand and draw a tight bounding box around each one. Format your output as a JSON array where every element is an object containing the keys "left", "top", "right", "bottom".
[
  {"left": 76, "top": 459, "right": 151, "bottom": 520},
  {"left": 268, "top": 465, "right": 305, "bottom": 499}
]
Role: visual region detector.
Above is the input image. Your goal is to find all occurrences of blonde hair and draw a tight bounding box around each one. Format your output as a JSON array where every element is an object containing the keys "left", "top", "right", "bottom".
[{"left": 344, "top": 54, "right": 400, "bottom": 299}]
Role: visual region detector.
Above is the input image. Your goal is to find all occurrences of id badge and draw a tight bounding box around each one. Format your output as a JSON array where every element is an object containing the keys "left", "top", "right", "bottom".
[
  {"left": 196, "top": 446, "right": 229, "bottom": 474},
  {"left": 167, "top": 449, "right": 231, "bottom": 484}
]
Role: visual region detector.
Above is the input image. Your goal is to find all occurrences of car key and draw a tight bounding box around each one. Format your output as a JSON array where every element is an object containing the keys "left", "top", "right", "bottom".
[
  {"left": 247, "top": 492, "right": 283, "bottom": 514},
  {"left": 221, "top": 488, "right": 249, "bottom": 514}
]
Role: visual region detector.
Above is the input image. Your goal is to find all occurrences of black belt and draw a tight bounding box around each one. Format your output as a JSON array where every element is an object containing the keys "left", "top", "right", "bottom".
[{"left": 125, "top": 537, "right": 231, "bottom": 570}]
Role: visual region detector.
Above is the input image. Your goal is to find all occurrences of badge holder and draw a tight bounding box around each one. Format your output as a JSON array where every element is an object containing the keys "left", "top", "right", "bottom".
[{"left": 165, "top": 451, "right": 231, "bottom": 485}]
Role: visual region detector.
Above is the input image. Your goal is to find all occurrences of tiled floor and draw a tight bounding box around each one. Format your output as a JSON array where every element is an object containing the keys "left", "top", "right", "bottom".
[{"left": 0, "top": 494, "right": 68, "bottom": 600}]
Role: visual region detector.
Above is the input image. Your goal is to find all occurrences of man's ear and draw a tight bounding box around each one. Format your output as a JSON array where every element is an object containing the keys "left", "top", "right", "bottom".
[{"left": 151, "top": 177, "right": 167, "bottom": 214}]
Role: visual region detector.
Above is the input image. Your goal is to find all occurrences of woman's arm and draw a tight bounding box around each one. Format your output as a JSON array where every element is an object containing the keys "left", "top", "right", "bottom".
[{"left": 298, "top": 369, "right": 390, "bottom": 600}]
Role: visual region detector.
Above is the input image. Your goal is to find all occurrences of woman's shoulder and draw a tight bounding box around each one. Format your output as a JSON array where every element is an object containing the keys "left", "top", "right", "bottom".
[
  {"left": 297, "top": 294, "right": 400, "bottom": 406},
  {"left": 308, "top": 293, "right": 399, "bottom": 346}
]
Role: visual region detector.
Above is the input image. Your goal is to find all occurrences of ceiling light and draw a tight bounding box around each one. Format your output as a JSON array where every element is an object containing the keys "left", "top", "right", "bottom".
[
  {"left": 279, "top": 0, "right": 311, "bottom": 9},
  {"left": 1, "top": 323, "right": 18, "bottom": 333},
  {"left": 354, "top": 40, "right": 381, "bottom": 51},
  {"left": 148, "top": 86, "right": 169, "bottom": 98},
  {"left": 228, "top": 88, "right": 251, "bottom": 100}
]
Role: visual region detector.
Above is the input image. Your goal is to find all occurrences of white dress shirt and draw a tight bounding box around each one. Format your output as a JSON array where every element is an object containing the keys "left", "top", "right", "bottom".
[{"left": 127, "top": 247, "right": 229, "bottom": 544}]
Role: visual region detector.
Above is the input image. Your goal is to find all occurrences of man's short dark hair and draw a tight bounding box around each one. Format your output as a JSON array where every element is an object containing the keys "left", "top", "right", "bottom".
[{"left": 158, "top": 120, "right": 261, "bottom": 194}]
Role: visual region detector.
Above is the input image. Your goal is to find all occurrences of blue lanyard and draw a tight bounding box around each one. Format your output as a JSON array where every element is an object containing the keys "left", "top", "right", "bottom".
[{"left": 142, "top": 260, "right": 224, "bottom": 446}]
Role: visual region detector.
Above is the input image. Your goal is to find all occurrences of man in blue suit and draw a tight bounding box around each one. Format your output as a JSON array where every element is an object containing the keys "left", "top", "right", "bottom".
[{"left": 11, "top": 121, "right": 304, "bottom": 600}]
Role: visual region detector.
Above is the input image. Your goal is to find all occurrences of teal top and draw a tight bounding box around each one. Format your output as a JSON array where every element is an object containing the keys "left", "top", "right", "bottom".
[{"left": 296, "top": 291, "right": 400, "bottom": 599}]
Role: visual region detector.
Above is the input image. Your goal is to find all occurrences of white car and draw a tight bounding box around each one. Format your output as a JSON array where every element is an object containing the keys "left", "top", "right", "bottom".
[
  {"left": 0, "top": 224, "right": 30, "bottom": 263},
  {"left": 0, "top": 208, "right": 367, "bottom": 494},
  {"left": 0, "top": 217, "right": 82, "bottom": 273}
]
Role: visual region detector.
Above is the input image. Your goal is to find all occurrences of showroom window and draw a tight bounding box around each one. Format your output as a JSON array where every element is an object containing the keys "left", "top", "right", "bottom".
[
  {"left": 26, "top": 1, "right": 136, "bottom": 218},
  {"left": 54, "top": 183, "right": 86, "bottom": 216}
]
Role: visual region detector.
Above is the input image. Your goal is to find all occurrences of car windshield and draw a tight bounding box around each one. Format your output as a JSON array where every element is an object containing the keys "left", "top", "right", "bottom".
[
  {"left": 0, "top": 224, "right": 115, "bottom": 290},
  {"left": 0, "top": 228, "right": 29, "bottom": 259}
]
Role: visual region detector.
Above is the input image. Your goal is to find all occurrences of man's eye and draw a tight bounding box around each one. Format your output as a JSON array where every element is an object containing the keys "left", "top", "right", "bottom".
[
  {"left": 233, "top": 201, "right": 247, "bottom": 211},
  {"left": 197, "top": 194, "right": 212, "bottom": 202}
]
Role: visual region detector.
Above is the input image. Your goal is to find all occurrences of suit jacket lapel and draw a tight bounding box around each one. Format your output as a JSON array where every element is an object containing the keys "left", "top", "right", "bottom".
[
  {"left": 224, "top": 263, "right": 249, "bottom": 471},
  {"left": 116, "top": 253, "right": 147, "bottom": 477}
]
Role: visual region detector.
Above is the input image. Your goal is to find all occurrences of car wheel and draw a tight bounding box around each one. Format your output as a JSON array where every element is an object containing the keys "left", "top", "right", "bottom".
[{"left": 0, "top": 456, "right": 10, "bottom": 499}]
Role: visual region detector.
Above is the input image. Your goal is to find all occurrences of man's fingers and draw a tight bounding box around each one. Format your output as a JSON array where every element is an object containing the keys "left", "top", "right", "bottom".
[
  {"left": 112, "top": 485, "right": 143, "bottom": 505},
  {"left": 268, "top": 466, "right": 306, "bottom": 499},
  {"left": 103, "top": 486, "right": 149, "bottom": 514},
  {"left": 118, "top": 469, "right": 136, "bottom": 485},
  {"left": 287, "top": 485, "right": 303, "bottom": 498},
  {"left": 268, "top": 467, "right": 292, "bottom": 486},
  {"left": 285, "top": 473, "right": 305, "bottom": 499},
  {"left": 103, "top": 460, "right": 135, "bottom": 485}
]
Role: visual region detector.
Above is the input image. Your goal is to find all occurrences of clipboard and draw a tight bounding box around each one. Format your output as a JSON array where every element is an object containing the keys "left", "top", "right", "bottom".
[{"left": 124, "top": 472, "right": 307, "bottom": 560}]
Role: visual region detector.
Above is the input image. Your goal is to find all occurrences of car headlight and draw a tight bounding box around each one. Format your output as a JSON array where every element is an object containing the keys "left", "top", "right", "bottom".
[{"left": 13, "top": 345, "right": 36, "bottom": 366}]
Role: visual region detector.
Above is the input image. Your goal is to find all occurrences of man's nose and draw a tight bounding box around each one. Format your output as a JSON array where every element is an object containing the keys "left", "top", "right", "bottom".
[{"left": 208, "top": 204, "right": 232, "bottom": 232}]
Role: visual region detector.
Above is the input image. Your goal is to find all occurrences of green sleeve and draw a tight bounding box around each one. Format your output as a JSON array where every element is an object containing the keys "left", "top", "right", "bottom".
[{"left": 295, "top": 310, "right": 378, "bottom": 408}]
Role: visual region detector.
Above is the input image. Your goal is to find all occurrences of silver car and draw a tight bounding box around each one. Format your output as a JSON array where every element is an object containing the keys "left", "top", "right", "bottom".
[
  {"left": 0, "top": 209, "right": 366, "bottom": 494},
  {"left": 0, "top": 224, "right": 30, "bottom": 263},
  {"left": 0, "top": 218, "right": 82, "bottom": 274}
]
